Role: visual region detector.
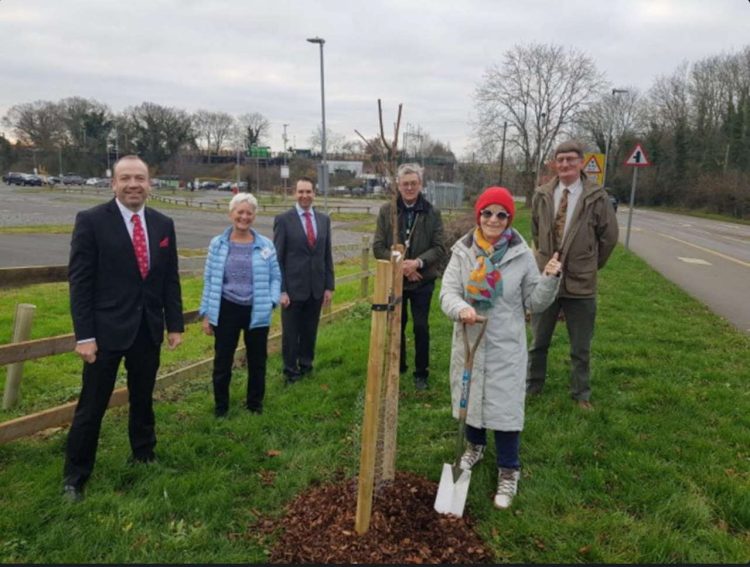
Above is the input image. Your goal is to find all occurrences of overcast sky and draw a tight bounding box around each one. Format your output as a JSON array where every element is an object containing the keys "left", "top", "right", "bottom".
[{"left": 1, "top": 0, "right": 747, "bottom": 157}]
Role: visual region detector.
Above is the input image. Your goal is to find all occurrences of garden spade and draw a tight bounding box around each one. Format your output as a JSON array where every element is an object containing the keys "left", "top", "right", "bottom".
[{"left": 434, "top": 316, "right": 487, "bottom": 517}]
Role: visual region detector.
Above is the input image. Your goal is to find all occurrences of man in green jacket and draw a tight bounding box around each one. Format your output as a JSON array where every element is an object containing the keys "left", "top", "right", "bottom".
[
  {"left": 527, "top": 140, "right": 619, "bottom": 410},
  {"left": 373, "top": 163, "right": 446, "bottom": 390}
]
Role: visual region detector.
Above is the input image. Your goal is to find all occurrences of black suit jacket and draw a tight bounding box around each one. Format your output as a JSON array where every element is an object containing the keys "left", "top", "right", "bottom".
[
  {"left": 68, "top": 198, "right": 184, "bottom": 351},
  {"left": 273, "top": 207, "right": 335, "bottom": 302}
]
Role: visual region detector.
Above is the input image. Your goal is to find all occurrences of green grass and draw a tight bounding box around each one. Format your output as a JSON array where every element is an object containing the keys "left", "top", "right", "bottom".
[
  {"left": 0, "top": 209, "right": 748, "bottom": 562},
  {"left": 0, "top": 225, "right": 74, "bottom": 235}
]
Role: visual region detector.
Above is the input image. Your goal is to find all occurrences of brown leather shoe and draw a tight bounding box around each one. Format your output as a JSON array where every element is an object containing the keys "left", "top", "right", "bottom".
[{"left": 577, "top": 400, "right": 594, "bottom": 411}]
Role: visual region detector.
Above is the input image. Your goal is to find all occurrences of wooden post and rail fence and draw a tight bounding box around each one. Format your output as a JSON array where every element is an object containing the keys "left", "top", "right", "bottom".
[{"left": 0, "top": 237, "right": 373, "bottom": 444}]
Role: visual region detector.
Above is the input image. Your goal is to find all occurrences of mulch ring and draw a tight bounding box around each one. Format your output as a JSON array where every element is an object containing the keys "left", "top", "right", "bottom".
[{"left": 258, "top": 470, "right": 493, "bottom": 564}]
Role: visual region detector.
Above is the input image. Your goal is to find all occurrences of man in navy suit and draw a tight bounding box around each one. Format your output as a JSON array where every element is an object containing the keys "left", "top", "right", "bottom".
[
  {"left": 63, "top": 155, "right": 184, "bottom": 501},
  {"left": 273, "top": 177, "right": 335, "bottom": 384}
]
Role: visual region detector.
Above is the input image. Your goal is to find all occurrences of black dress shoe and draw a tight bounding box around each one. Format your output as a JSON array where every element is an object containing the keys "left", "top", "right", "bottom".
[
  {"left": 284, "top": 373, "right": 301, "bottom": 386},
  {"left": 414, "top": 376, "right": 429, "bottom": 391},
  {"left": 62, "top": 484, "right": 84, "bottom": 503},
  {"left": 246, "top": 405, "right": 263, "bottom": 414},
  {"left": 128, "top": 453, "right": 156, "bottom": 465},
  {"left": 214, "top": 407, "right": 228, "bottom": 418},
  {"left": 299, "top": 365, "right": 313, "bottom": 375}
]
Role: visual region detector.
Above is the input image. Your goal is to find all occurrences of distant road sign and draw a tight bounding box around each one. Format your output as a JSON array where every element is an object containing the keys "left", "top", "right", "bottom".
[
  {"left": 583, "top": 152, "right": 604, "bottom": 185},
  {"left": 624, "top": 143, "right": 650, "bottom": 167}
]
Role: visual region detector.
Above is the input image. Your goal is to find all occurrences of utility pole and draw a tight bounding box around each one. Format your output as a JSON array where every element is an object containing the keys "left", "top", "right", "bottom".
[
  {"left": 603, "top": 88, "right": 629, "bottom": 188},
  {"left": 498, "top": 121, "right": 507, "bottom": 185},
  {"left": 535, "top": 113, "right": 547, "bottom": 186},
  {"left": 282, "top": 124, "right": 289, "bottom": 197}
]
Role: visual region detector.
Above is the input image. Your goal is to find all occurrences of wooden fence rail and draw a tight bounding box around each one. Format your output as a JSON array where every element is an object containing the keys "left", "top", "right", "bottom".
[
  {"left": 0, "top": 270, "right": 372, "bottom": 367},
  {"left": 0, "top": 302, "right": 357, "bottom": 445},
  {"left": 0, "top": 242, "right": 369, "bottom": 289}
]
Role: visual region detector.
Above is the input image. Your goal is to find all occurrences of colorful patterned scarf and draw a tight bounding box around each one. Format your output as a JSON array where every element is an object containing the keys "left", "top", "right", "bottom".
[{"left": 465, "top": 227, "right": 513, "bottom": 308}]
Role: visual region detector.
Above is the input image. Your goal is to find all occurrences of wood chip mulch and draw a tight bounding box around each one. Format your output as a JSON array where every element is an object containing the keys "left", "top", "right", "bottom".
[{"left": 257, "top": 471, "right": 493, "bottom": 564}]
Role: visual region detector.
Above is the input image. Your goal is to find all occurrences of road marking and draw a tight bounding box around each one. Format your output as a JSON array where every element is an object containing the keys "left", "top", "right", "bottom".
[
  {"left": 657, "top": 232, "right": 750, "bottom": 268},
  {"left": 677, "top": 257, "right": 712, "bottom": 265},
  {"left": 719, "top": 235, "right": 749, "bottom": 245}
]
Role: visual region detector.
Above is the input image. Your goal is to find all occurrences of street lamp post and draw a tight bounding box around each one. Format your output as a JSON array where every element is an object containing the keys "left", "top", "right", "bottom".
[
  {"left": 602, "top": 88, "right": 629, "bottom": 188},
  {"left": 307, "top": 36, "right": 328, "bottom": 213},
  {"left": 535, "top": 113, "right": 547, "bottom": 186}
]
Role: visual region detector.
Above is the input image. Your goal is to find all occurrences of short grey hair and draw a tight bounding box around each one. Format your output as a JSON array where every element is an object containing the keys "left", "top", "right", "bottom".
[
  {"left": 554, "top": 140, "right": 584, "bottom": 158},
  {"left": 229, "top": 192, "right": 258, "bottom": 212},
  {"left": 397, "top": 163, "right": 423, "bottom": 184}
]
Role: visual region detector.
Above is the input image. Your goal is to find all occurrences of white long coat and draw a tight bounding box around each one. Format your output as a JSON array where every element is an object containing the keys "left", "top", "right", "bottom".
[{"left": 439, "top": 229, "right": 560, "bottom": 431}]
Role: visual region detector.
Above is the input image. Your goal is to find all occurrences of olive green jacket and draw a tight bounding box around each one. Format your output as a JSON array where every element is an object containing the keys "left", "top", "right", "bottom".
[
  {"left": 531, "top": 175, "right": 618, "bottom": 298},
  {"left": 372, "top": 194, "right": 447, "bottom": 291}
]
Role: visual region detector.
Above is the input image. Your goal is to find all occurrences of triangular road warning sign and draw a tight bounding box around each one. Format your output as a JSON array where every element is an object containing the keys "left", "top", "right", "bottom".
[
  {"left": 583, "top": 155, "right": 601, "bottom": 174},
  {"left": 625, "top": 143, "right": 650, "bottom": 166}
]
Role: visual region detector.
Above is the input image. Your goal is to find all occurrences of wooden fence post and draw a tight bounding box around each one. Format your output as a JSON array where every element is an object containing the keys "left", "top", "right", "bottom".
[
  {"left": 360, "top": 235, "right": 370, "bottom": 298},
  {"left": 355, "top": 260, "right": 390, "bottom": 535},
  {"left": 2, "top": 304, "right": 36, "bottom": 410}
]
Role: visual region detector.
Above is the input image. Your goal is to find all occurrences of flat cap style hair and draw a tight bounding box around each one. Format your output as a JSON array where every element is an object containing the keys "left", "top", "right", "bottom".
[{"left": 554, "top": 140, "right": 584, "bottom": 158}]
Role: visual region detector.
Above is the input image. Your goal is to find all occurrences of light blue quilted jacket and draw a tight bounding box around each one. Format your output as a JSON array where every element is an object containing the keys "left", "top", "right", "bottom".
[{"left": 199, "top": 227, "right": 281, "bottom": 329}]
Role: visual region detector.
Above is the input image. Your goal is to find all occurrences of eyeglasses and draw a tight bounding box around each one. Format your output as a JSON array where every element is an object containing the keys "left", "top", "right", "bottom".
[
  {"left": 555, "top": 155, "right": 581, "bottom": 164},
  {"left": 480, "top": 210, "right": 510, "bottom": 220}
]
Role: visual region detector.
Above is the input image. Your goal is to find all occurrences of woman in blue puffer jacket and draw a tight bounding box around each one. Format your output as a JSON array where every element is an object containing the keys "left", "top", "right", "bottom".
[{"left": 199, "top": 192, "right": 281, "bottom": 416}]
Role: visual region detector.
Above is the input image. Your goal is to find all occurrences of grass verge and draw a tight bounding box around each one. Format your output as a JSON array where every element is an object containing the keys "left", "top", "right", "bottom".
[{"left": 0, "top": 210, "right": 748, "bottom": 563}]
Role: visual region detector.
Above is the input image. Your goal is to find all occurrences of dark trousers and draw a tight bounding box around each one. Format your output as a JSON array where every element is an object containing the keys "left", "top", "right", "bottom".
[
  {"left": 64, "top": 316, "right": 160, "bottom": 488},
  {"left": 212, "top": 298, "right": 269, "bottom": 412},
  {"left": 400, "top": 280, "right": 434, "bottom": 379},
  {"left": 281, "top": 295, "right": 323, "bottom": 377},
  {"left": 527, "top": 297, "right": 597, "bottom": 401},
  {"left": 466, "top": 425, "right": 521, "bottom": 469}
]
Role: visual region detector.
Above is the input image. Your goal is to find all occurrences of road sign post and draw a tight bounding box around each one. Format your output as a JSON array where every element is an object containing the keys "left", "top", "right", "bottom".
[{"left": 623, "top": 143, "right": 651, "bottom": 250}]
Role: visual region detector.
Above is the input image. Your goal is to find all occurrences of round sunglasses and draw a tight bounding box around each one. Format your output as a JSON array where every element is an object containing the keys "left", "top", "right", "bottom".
[{"left": 480, "top": 210, "right": 511, "bottom": 220}]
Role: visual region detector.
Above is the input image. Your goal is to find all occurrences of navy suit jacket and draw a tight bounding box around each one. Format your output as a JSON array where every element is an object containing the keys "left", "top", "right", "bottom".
[
  {"left": 68, "top": 198, "right": 184, "bottom": 351},
  {"left": 273, "top": 207, "right": 335, "bottom": 302}
]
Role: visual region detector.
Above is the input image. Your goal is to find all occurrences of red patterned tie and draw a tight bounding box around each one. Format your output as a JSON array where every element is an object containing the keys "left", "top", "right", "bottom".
[
  {"left": 131, "top": 214, "right": 149, "bottom": 279},
  {"left": 303, "top": 211, "right": 316, "bottom": 248}
]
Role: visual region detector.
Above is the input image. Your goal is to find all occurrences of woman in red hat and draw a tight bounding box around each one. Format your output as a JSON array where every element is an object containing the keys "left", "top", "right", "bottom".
[{"left": 439, "top": 186, "right": 561, "bottom": 509}]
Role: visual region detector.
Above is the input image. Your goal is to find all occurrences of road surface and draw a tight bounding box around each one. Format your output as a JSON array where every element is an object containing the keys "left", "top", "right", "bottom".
[
  {"left": 618, "top": 207, "right": 750, "bottom": 334},
  {"left": 0, "top": 185, "right": 372, "bottom": 269}
]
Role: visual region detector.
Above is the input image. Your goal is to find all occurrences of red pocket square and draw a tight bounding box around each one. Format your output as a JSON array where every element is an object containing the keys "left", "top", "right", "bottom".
[{"left": 159, "top": 237, "right": 169, "bottom": 248}]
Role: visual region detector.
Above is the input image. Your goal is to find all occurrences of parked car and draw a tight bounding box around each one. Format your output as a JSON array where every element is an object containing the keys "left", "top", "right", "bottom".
[
  {"left": 95, "top": 178, "right": 110, "bottom": 187},
  {"left": 21, "top": 174, "right": 44, "bottom": 186},
  {"left": 62, "top": 174, "right": 85, "bottom": 185},
  {"left": 217, "top": 181, "right": 233, "bottom": 191},
  {"left": 46, "top": 176, "right": 61, "bottom": 185},
  {"left": 199, "top": 181, "right": 218, "bottom": 190},
  {"left": 3, "top": 172, "right": 26, "bottom": 185},
  {"left": 606, "top": 190, "right": 619, "bottom": 212}
]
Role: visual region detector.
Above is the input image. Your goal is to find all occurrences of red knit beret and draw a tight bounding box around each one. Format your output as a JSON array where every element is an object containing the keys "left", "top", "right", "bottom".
[{"left": 474, "top": 186, "right": 516, "bottom": 225}]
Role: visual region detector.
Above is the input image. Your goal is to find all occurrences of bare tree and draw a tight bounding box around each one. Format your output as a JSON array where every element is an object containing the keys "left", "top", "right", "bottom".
[
  {"left": 237, "top": 112, "right": 270, "bottom": 149},
  {"left": 192, "top": 110, "right": 236, "bottom": 155},
  {"left": 474, "top": 43, "right": 606, "bottom": 197},
  {"left": 308, "top": 125, "right": 347, "bottom": 154},
  {"left": 2, "top": 100, "right": 66, "bottom": 149},
  {"left": 576, "top": 89, "right": 642, "bottom": 154}
]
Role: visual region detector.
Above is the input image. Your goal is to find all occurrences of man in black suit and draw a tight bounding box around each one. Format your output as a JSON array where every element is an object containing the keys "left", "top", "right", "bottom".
[
  {"left": 273, "top": 177, "right": 335, "bottom": 384},
  {"left": 63, "top": 155, "right": 184, "bottom": 502}
]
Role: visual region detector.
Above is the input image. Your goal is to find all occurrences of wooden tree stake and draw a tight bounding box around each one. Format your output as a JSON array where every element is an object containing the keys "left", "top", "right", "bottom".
[{"left": 355, "top": 260, "right": 391, "bottom": 535}]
